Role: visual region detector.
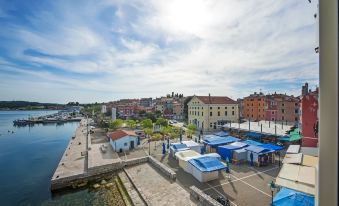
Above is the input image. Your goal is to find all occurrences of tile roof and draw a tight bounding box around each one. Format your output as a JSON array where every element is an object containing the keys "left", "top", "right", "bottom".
[
  {"left": 196, "top": 96, "right": 236, "bottom": 104},
  {"left": 107, "top": 130, "right": 137, "bottom": 141}
]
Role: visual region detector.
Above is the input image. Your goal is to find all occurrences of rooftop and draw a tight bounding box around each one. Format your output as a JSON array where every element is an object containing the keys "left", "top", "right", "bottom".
[
  {"left": 107, "top": 130, "right": 137, "bottom": 141},
  {"left": 195, "top": 95, "right": 237, "bottom": 104}
]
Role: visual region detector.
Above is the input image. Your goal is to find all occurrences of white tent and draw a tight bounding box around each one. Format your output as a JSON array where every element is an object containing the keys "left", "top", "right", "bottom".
[
  {"left": 282, "top": 153, "right": 303, "bottom": 164},
  {"left": 286, "top": 145, "right": 300, "bottom": 154},
  {"left": 181, "top": 140, "right": 203, "bottom": 153},
  {"left": 275, "top": 163, "right": 316, "bottom": 195},
  {"left": 175, "top": 150, "right": 201, "bottom": 173}
]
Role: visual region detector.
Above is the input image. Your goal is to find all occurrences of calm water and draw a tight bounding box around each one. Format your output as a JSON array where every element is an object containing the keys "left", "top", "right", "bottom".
[{"left": 0, "top": 110, "right": 79, "bottom": 206}]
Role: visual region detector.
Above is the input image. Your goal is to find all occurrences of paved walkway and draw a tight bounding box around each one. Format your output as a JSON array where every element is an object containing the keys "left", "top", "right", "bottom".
[
  {"left": 124, "top": 163, "right": 196, "bottom": 206},
  {"left": 52, "top": 119, "right": 87, "bottom": 180}
]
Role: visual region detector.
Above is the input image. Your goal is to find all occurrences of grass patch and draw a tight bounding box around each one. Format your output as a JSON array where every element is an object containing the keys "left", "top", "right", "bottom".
[{"left": 114, "top": 176, "right": 133, "bottom": 206}]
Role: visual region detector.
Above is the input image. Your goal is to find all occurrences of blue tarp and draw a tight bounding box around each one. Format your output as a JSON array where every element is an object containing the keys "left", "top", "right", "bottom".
[
  {"left": 273, "top": 187, "right": 314, "bottom": 206},
  {"left": 203, "top": 135, "right": 240, "bottom": 147},
  {"left": 217, "top": 145, "right": 242, "bottom": 161},
  {"left": 245, "top": 132, "right": 264, "bottom": 139},
  {"left": 172, "top": 143, "right": 188, "bottom": 150},
  {"left": 261, "top": 143, "right": 283, "bottom": 151},
  {"left": 188, "top": 156, "right": 226, "bottom": 172},
  {"left": 245, "top": 145, "right": 272, "bottom": 154},
  {"left": 243, "top": 140, "right": 263, "bottom": 146},
  {"left": 230, "top": 141, "right": 248, "bottom": 148},
  {"left": 214, "top": 131, "right": 229, "bottom": 137}
]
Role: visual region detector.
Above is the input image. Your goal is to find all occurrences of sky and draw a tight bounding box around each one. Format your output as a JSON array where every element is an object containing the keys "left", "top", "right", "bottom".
[{"left": 0, "top": 0, "right": 319, "bottom": 103}]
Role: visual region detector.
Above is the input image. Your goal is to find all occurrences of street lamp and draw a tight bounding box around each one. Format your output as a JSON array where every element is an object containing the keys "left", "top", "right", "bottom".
[{"left": 269, "top": 180, "right": 277, "bottom": 205}]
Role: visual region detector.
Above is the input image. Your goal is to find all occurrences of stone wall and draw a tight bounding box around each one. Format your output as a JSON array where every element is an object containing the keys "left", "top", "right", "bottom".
[
  {"left": 190, "top": 186, "right": 223, "bottom": 206},
  {"left": 148, "top": 156, "right": 176, "bottom": 181}
]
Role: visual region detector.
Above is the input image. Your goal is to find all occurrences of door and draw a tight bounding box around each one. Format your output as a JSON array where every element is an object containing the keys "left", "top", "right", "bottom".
[{"left": 130, "top": 140, "right": 134, "bottom": 149}]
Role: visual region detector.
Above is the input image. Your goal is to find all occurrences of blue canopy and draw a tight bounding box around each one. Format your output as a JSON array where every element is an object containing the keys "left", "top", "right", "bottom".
[
  {"left": 243, "top": 140, "right": 263, "bottom": 146},
  {"left": 214, "top": 131, "right": 229, "bottom": 137},
  {"left": 261, "top": 143, "right": 283, "bottom": 151},
  {"left": 245, "top": 145, "right": 272, "bottom": 154},
  {"left": 229, "top": 141, "right": 248, "bottom": 148},
  {"left": 217, "top": 144, "right": 242, "bottom": 161},
  {"left": 273, "top": 187, "right": 314, "bottom": 206},
  {"left": 171, "top": 143, "right": 188, "bottom": 150},
  {"left": 245, "top": 132, "right": 264, "bottom": 139},
  {"left": 188, "top": 156, "right": 226, "bottom": 172},
  {"left": 204, "top": 135, "right": 240, "bottom": 147}
]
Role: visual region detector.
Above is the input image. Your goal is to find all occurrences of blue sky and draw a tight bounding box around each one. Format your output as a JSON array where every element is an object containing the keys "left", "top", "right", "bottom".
[{"left": 0, "top": 0, "right": 319, "bottom": 103}]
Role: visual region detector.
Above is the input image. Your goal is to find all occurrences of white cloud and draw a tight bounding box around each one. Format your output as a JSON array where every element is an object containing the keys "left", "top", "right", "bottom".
[{"left": 0, "top": 0, "right": 319, "bottom": 102}]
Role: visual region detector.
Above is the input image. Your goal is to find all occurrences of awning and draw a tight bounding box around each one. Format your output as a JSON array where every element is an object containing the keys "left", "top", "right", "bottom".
[
  {"left": 282, "top": 153, "right": 303, "bottom": 164},
  {"left": 261, "top": 143, "right": 284, "bottom": 151},
  {"left": 273, "top": 187, "right": 314, "bottom": 206},
  {"left": 286, "top": 145, "right": 300, "bottom": 154},
  {"left": 275, "top": 163, "right": 316, "bottom": 195}
]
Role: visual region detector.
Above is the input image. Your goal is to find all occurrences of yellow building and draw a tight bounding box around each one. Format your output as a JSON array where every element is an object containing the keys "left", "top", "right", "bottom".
[{"left": 188, "top": 95, "right": 239, "bottom": 131}]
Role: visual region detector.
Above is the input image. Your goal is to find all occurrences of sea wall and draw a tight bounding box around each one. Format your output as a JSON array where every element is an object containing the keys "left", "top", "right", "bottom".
[{"left": 190, "top": 186, "right": 223, "bottom": 206}]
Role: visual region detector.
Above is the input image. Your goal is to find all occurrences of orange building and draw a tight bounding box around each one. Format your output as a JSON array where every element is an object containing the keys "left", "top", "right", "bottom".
[{"left": 243, "top": 92, "right": 266, "bottom": 121}]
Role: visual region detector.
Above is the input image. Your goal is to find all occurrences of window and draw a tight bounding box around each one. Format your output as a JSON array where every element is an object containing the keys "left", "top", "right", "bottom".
[
  {"left": 195, "top": 111, "right": 196, "bottom": 115},
  {"left": 210, "top": 112, "right": 212, "bottom": 116},
  {"left": 272, "top": 111, "right": 274, "bottom": 114},
  {"left": 124, "top": 143, "right": 128, "bottom": 146},
  {"left": 210, "top": 123, "right": 212, "bottom": 128},
  {"left": 232, "top": 107, "right": 234, "bottom": 109},
  {"left": 259, "top": 109, "right": 261, "bottom": 112},
  {"left": 198, "top": 112, "right": 199, "bottom": 116},
  {"left": 218, "top": 107, "right": 220, "bottom": 109},
  {"left": 272, "top": 118, "right": 275, "bottom": 121},
  {"left": 225, "top": 107, "right": 227, "bottom": 109},
  {"left": 247, "top": 114, "right": 249, "bottom": 117},
  {"left": 282, "top": 109, "right": 285, "bottom": 114},
  {"left": 202, "top": 112, "right": 203, "bottom": 116},
  {"left": 282, "top": 116, "right": 284, "bottom": 120},
  {"left": 225, "top": 111, "right": 227, "bottom": 116},
  {"left": 232, "top": 111, "right": 235, "bottom": 115},
  {"left": 218, "top": 111, "right": 220, "bottom": 116},
  {"left": 259, "top": 103, "right": 260, "bottom": 106},
  {"left": 295, "top": 117, "right": 298, "bottom": 121},
  {"left": 210, "top": 107, "right": 212, "bottom": 109},
  {"left": 295, "top": 109, "right": 298, "bottom": 114},
  {"left": 251, "top": 114, "right": 253, "bottom": 118},
  {"left": 259, "top": 115, "right": 261, "bottom": 118},
  {"left": 295, "top": 103, "right": 298, "bottom": 106}
]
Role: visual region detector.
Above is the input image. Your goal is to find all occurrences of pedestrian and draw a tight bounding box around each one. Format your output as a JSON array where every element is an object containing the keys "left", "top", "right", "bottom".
[{"left": 226, "top": 157, "right": 231, "bottom": 180}]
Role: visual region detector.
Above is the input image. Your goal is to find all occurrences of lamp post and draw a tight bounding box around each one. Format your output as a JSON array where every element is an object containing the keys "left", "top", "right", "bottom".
[{"left": 269, "top": 180, "right": 277, "bottom": 205}]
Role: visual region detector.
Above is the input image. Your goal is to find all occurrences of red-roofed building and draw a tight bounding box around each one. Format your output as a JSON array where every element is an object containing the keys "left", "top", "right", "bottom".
[
  {"left": 188, "top": 94, "right": 239, "bottom": 131},
  {"left": 107, "top": 130, "right": 139, "bottom": 152}
]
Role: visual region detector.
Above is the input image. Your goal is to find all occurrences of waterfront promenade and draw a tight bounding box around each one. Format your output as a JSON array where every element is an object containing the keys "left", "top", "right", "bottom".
[{"left": 51, "top": 119, "right": 87, "bottom": 180}]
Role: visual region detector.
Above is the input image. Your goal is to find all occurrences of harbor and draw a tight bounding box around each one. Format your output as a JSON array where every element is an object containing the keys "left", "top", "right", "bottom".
[{"left": 13, "top": 110, "right": 82, "bottom": 126}]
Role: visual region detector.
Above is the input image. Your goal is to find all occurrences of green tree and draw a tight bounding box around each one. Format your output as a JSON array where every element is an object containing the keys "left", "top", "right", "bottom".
[
  {"left": 141, "top": 119, "right": 153, "bottom": 129},
  {"left": 144, "top": 128, "right": 153, "bottom": 138},
  {"left": 125, "top": 119, "right": 136, "bottom": 129},
  {"left": 109, "top": 119, "right": 124, "bottom": 130},
  {"left": 187, "top": 124, "right": 196, "bottom": 138},
  {"left": 156, "top": 117, "right": 168, "bottom": 127},
  {"left": 160, "top": 126, "right": 171, "bottom": 137}
]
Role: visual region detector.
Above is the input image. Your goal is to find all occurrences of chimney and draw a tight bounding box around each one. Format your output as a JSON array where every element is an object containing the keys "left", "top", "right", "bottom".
[{"left": 208, "top": 93, "right": 211, "bottom": 104}]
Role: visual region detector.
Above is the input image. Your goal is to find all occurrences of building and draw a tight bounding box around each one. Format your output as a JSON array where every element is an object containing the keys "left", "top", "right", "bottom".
[
  {"left": 243, "top": 92, "right": 266, "bottom": 121},
  {"left": 188, "top": 95, "right": 239, "bottom": 131},
  {"left": 300, "top": 88, "right": 319, "bottom": 147},
  {"left": 101, "top": 105, "right": 107, "bottom": 113},
  {"left": 173, "top": 101, "right": 184, "bottom": 120},
  {"left": 107, "top": 130, "right": 139, "bottom": 152},
  {"left": 111, "top": 107, "right": 116, "bottom": 120},
  {"left": 139, "top": 98, "right": 152, "bottom": 107},
  {"left": 266, "top": 93, "right": 299, "bottom": 122},
  {"left": 237, "top": 98, "right": 244, "bottom": 119}
]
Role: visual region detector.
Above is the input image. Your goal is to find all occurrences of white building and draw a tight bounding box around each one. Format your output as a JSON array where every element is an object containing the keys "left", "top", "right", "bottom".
[
  {"left": 101, "top": 105, "right": 107, "bottom": 113},
  {"left": 107, "top": 130, "right": 139, "bottom": 152},
  {"left": 112, "top": 107, "right": 117, "bottom": 120}
]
